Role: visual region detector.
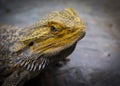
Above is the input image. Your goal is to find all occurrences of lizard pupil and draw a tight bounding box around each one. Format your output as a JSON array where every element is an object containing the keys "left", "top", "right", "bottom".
[
  {"left": 50, "top": 26, "right": 57, "bottom": 32},
  {"left": 28, "top": 42, "right": 34, "bottom": 46}
]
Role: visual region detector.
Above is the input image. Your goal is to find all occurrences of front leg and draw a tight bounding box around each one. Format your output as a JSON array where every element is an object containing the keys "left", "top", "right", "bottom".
[
  {"left": 2, "top": 70, "right": 29, "bottom": 86},
  {"left": 54, "top": 57, "right": 70, "bottom": 67},
  {"left": 62, "top": 57, "right": 70, "bottom": 62}
]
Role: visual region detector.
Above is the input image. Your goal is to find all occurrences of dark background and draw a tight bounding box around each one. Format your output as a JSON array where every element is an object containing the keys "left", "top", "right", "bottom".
[{"left": 0, "top": 0, "right": 120, "bottom": 86}]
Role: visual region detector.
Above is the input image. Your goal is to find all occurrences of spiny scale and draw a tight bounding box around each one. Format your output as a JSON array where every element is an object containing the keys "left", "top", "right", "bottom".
[{"left": 19, "top": 58, "right": 48, "bottom": 71}]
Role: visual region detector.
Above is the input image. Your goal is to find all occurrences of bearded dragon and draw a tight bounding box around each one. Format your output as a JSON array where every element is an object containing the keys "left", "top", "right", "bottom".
[{"left": 0, "top": 8, "right": 85, "bottom": 86}]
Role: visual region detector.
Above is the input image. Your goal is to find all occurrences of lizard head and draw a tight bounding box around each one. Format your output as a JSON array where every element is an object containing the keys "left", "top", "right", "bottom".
[
  {"left": 11, "top": 8, "right": 85, "bottom": 71},
  {"left": 12, "top": 8, "right": 85, "bottom": 56}
]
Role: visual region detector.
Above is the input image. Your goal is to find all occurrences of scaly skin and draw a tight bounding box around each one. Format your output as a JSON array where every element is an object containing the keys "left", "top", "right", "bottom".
[{"left": 0, "top": 8, "right": 85, "bottom": 86}]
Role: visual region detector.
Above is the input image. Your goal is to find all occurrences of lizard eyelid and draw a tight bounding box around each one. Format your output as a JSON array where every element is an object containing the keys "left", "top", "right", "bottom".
[{"left": 50, "top": 26, "right": 57, "bottom": 32}]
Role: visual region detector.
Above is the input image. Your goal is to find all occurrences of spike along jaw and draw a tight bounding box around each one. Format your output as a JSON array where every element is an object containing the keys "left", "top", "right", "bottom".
[{"left": 11, "top": 8, "right": 85, "bottom": 71}]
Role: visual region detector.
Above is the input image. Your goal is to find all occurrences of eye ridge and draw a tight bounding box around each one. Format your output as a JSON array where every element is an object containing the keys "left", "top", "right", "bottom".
[{"left": 50, "top": 26, "right": 57, "bottom": 32}]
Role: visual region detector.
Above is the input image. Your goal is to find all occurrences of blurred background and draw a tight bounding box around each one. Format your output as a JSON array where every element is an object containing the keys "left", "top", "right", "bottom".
[{"left": 0, "top": 0, "right": 120, "bottom": 86}]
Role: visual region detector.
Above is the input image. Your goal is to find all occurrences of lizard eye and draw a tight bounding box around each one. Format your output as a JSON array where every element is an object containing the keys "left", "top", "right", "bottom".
[
  {"left": 50, "top": 26, "right": 57, "bottom": 32},
  {"left": 28, "top": 41, "right": 34, "bottom": 46}
]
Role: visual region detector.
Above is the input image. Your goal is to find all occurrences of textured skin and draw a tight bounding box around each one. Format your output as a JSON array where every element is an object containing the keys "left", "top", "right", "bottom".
[{"left": 0, "top": 8, "right": 85, "bottom": 86}]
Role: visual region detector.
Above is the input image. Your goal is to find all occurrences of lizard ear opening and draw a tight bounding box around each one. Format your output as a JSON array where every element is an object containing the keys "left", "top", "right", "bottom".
[{"left": 28, "top": 41, "right": 34, "bottom": 46}]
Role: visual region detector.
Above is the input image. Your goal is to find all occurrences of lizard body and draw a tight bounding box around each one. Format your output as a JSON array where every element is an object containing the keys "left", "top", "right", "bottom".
[{"left": 0, "top": 8, "right": 85, "bottom": 86}]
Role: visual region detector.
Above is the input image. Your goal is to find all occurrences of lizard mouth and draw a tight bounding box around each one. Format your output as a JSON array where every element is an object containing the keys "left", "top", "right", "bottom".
[{"left": 78, "top": 31, "right": 86, "bottom": 41}]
